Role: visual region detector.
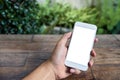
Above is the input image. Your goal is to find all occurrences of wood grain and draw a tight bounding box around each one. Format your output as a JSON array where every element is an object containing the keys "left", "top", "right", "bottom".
[
  {"left": 0, "top": 52, "right": 27, "bottom": 67},
  {"left": 0, "top": 35, "right": 120, "bottom": 80}
]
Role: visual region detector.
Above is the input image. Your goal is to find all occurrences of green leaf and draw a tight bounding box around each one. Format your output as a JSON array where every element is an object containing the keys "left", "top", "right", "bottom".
[
  {"left": 98, "top": 28, "right": 104, "bottom": 34},
  {"left": 0, "top": 0, "right": 4, "bottom": 9}
]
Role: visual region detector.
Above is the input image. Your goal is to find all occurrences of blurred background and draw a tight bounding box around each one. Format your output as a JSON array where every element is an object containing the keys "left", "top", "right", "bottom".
[{"left": 0, "top": 0, "right": 120, "bottom": 34}]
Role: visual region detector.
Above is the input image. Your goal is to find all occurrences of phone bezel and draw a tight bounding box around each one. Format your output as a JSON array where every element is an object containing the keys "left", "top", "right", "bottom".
[{"left": 65, "top": 22, "right": 97, "bottom": 71}]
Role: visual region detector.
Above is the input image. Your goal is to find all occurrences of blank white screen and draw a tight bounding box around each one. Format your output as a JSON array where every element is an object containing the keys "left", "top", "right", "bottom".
[{"left": 66, "top": 26, "right": 96, "bottom": 66}]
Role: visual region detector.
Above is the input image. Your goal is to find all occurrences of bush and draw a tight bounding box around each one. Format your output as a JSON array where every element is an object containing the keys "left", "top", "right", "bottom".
[
  {"left": 36, "top": 0, "right": 120, "bottom": 34},
  {"left": 0, "top": 0, "right": 40, "bottom": 34},
  {"left": 37, "top": 1, "right": 98, "bottom": 34},
  {"left": 0, "top": 0, "right": 120, "bottom": 34},
  {"left": 95, "top": 0, "right": 120, "bottom": 34}
]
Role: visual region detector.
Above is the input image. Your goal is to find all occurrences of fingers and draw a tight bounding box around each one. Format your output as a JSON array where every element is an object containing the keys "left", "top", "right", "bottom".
[
  {"left": 89, "top": 49, "right": 96, "bottom": 67},
  {"left": 94, "top": 38, "right": 98, "bottom": 43},
  {"left": 89, "top": 49, "right": 96, "bottom": 66},
  {"left": 91, "top": 38, "right": 98, "bottom": 58},
  {"left": 70, "top": 68, "right": 81, "bottom": 75},
  {"left": 58, "top": 32, "right": 72, "bottom": 46},
  {"left": 90, "top": 49, "right": 96, "bottom": 57},
  {"left": 62, "top": 32, "right": 72, "bottom": 43},
  {"left": 88, "top": 59, "right": 94, "bottom": 67}
]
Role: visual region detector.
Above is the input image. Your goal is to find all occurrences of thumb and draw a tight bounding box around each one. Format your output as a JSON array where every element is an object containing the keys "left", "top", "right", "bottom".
[{"left": 60, "top": 32, "right": 72, "bottom": 45}]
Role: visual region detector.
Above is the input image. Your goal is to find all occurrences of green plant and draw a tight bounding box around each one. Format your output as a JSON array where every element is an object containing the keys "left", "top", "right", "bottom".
[
  {"left": 37, "top": 1, "right": 73, "bottom": 34},
  {"left": 37, "top": 0, "right": 98, "bottom": 34},
  {"left": 95, "top": 0, "right": 120, "bottom": 34},
  {"left": 1, "top": 0, "right": 120, "bottom": 34},
  {"left": 0, "top": 0, "right": 40, "bottom": 34}
]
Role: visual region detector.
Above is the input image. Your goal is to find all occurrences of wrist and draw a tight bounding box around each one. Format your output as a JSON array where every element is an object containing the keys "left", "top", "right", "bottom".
[
  {"left": 46, "top": 60, "right": 59, "bottom": 80},
  {"left": 47, "top": 59, "right": 61, "bottom": 80}
]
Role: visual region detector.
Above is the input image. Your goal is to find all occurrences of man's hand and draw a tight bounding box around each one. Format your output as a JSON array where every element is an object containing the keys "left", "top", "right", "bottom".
[
  {"left": 49, "top": 32, "right": 97, "bottom": 79},
  {"left": 23, "top": 32, "right": 97, "bottom": 80}
]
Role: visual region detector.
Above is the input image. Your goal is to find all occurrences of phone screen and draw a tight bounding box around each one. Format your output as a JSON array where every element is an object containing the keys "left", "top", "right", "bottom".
[{"left": 66, "top": 25, "right": 96, "bottom": 66}]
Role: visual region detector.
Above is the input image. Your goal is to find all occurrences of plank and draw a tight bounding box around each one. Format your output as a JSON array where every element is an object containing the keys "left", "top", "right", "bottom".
[
  {"left": 93, "top": 35, "right": 120, "bottom": 80},
  {"left": 92, "top": 48, "right": 120, "bottom": 80},
  {"left": 33, "top": 35, "right": 62, "bottom": 42},
  {"left": 0, "top": 52, "right": 28, "bottom": 67},
  {"left": 0, "top": 67, "right": 27, "bottom": 80},
  {"left": 26, "top": 52, "right": 51, "bottom": 67},
  {"left": 0, "top": 35, "right": 62, "bottom": 53},
  {"left": 0, "top": 35, "right": 33, "bottom": 41},
  {"left": 95, "top": 35, "right": 120, "bottom": 48},
  {"left": 114, "top": 35, "right": 120, "bottom": 41},
  {"left": 95, "top": 48, "right": 120, "bottom": 64},
  {"left": 0, "top": 40, "right": 56, "bottom": 53}
]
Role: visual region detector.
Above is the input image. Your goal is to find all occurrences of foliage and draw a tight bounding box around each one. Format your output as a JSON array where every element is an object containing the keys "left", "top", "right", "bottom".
[
  {"left": 37, "top": 0, "right": 98, "bottom": 34},
  {"left": 36, "top": 0, "right": 120, "bottom": 34},
  {"left": 0, "top": 0, "right": 40, "bottom": 34},
  {"left": 0, "top": 0, "right": 120, "bottom": 34},
  {"left": 95, "top": 0, "right": 120, "bottom": 34}
]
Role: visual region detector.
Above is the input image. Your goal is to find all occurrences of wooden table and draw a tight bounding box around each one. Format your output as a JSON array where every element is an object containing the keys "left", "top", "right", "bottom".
[{"left": 0, "top": 35, "right": 120, "bottom": 80}]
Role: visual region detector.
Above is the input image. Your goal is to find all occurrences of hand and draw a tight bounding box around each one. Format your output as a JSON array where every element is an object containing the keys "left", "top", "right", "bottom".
[{"left": 49, "top": 32, "right": 97, "bottom": 79}]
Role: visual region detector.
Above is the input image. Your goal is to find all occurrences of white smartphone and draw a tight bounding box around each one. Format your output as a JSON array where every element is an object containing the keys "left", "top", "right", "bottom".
[{"left": 65, "top": 22, "right": 97, "bottom": 71}]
